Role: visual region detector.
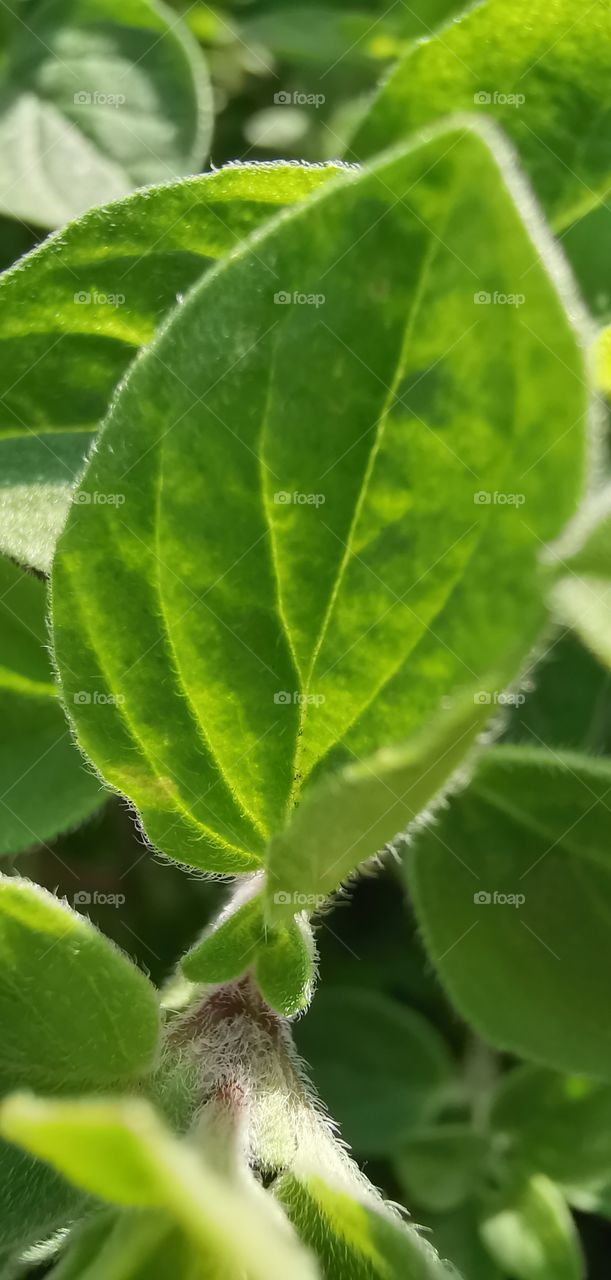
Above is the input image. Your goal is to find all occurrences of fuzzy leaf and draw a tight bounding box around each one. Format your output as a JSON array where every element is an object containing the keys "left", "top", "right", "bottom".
[
  {"left": 0, "top": 162, "right": 336, "bottom": 571},
  {"left": 549, "top": 488, "right": 611, "bottom": 670},
  {"left": 294, "top": 988, "right": 452, "bottom": 1156},
  {"left": 408, "top": 746, "right": 611, "bottom": 1076},
  {"left": 275, "top": 1171, "right": 453, "bottom": 1278},
  {"left": 0, "top": 875, "right": 160, "bottom": 1088},
  {"left": 351, "top": 0, "right": 611, "bottom": 231},
  {"left": 0, "top": 557, "right": 103, "bottom": 853},
  {"left": 0, "top": 0, "right": 212, "bottom": 229},
  {"left": 51, "top": 121, "right": 589, "bottom": 884},
  {"left": 0, "top": 1094, "right": 317, "bottom": 1280}
]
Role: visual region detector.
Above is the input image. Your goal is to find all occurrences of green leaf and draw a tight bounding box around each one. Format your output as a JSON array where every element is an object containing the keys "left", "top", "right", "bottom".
[
  {"left": 266, "top": 696, "right": 491, "bottom": 916},
  {"left": 51, "top": 121, "right": 589, "bottom": 884},
  {"left": 181, "top": 885, "right": 316, "bottom": 1016},
  {"left": 0, "top": 1136, "right": 87, "bottom": 1253},
  {"left": 395, "top": 1125, "right": 488, "bottom": 1214},
  {"left": 491, "top": 1065, "right": 611, "bottom": 1193},
  {"left": 501, "top": 629, "right": 611, "bottom": 756},
  {"left": 294, "top": 988, "right": 452, "bottom": 1155},
  {"left": 275, "top": 1171, "right": 453, "bottom": 1279},
  {"left": 0, "top": 874, "right": 160, "bottom": 1088},
  {"left": 50, "top": 1211, "right": 204, "bottom": 1280},
  {"left": 0, "top": 557, "right": 103, "bottom": 854},
  {"left": 479, "top": 1175, "right": 583, "bottom": 1280},
  {"left": 549, "top": 488, "right": 611, "bottom": 670},
  {"left": 350, "top": 0, "right": 611, "bottom": 231},
  {"left": 0, "top": 1094, "right": 317, "bottom": 1280},
  {"left": 0, "top": 162, "right": 337, "bottom": 572},
  {"left": 408, "top": 745, "right": 611, "bottom": 1076},
  {"left": 0, "top": 0, "right": 212, "bottom": 229}
]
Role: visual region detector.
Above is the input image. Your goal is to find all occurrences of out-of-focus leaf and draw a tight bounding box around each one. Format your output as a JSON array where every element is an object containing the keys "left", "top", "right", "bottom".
[
  {"left": 0, "top": 0, "right": 212, "bottom": 228},
  {"left": 0, "top": 1095, "right": 317, "bottom": 1280},
  {"left": 351, "top": 0, "right": 611, "bottom": 231},
  {"left": 294, "top": 988, "right": 453, "bottom": 1155},
  {"left": 0, "top": 162, "right": 338, "bottom": 571},
  {"left": 0, "top": 557, "right": 103, "bottom": 853},
  {"left": 408, "top": 746, "right": 611, "bottom": 1076},
  {"left": 479, "top": 1175, "right": 583, "bottom": 1280},
  {"left": 395, "top": 1125, "right": 487, "bottom": 1213},
  {"left": 0, "top": 875, "right": 160, "bottom": 1088}
]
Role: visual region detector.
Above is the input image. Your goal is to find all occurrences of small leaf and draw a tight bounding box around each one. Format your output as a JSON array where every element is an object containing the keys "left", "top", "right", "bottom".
[
  {"left": 0, "top": 1094, "right": 317, "bottom": 1280},
  {"left": 51, "top": 121, "right": 589, "bottom": 881},
  {"left": 294, "top": 988, "right": 452, "bottom": 1155},
  {"left": 479, "top": 1175, "right": 583, "bottom": 1280},
  {"left": 0, "top": 0, "right": 212, "bottom": 228},
  {"left": 275, "top": 1171, "right": 453, "bottom": 1278},
  {"left": 0, "top": 557, "right": 103, "bottom": 854},
  {"left": 0, "top": 161, "right": 337, "bottom": 571},
  {"left": 0, "top": 875, "right": 160, "bottom": 1088},
  {"left": 350, "top": 0, "right": 611, "bottom": 231},
  {"left": 408, "top": 746, "right": 611, "bottom": 1076},
  {"left": 395, "top": 1125, "right": 488, "bottom": 1214},
  {"left": 181, "top": 886, "right": 315, "bottom": 1016}
]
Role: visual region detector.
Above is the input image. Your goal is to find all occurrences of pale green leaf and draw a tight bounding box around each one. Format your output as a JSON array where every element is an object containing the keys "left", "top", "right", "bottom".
[
  {"left": 0, "top": 0, "right": 212, "bottom": 228},
  {"left": 549, "top": 487, "right": 611, "bottom": 669},
  {"left": 275, "top": 1171, "right": 453, "bottom": 1278},
  {"left": 408, "top": 746, "right": 611, "bottom": 1076},
  {"left": 51, "top": 121, "right": 589, "bottom": 885},
  {"left": 0, "top": 1094, "right": 318, "bottom": 1280},
  {"left": 0, "top": 874, "right": 160, "bottom": 1087},
  {"left": 0, "top": 162, "right": 337, "bottom": 571},
  {"left": 294, "top": 988, "right": 452, "bottom": 1156},
  {"left": 479, "top": 1175, "right": 583, "bottom": 1280},
  {"left": 0, "top": 557, "right": 103, "bottom": 854},
  {"left": 350, "top": 0, "right": 611, "bottom": 231}
]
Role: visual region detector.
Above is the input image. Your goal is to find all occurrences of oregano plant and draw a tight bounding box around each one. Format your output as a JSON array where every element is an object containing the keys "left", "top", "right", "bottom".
[{"left": 1, "top": 1, "right": 611, "bottom": 1277}]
